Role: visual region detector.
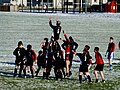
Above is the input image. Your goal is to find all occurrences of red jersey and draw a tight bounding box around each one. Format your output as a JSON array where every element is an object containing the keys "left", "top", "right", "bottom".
[
  {"left": 64, "top": 33, "right": 71, "bottom": 54},
  {"left": 31, "top": 50, "right": 37, "bottom": 61},
  {"left": 95, "top": 52, "right": 104, "bottom": 64},
  {"left": 65, "top": 45, "right": 71, "bottom": 54},
  {"left": 107, "top": 42, "right": 116, "bottom": 52}
]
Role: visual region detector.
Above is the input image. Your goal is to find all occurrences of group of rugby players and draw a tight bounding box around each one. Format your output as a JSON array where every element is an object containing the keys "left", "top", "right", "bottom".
[{"left": 13, "top": 17, "right": 116, "bottom": 83}]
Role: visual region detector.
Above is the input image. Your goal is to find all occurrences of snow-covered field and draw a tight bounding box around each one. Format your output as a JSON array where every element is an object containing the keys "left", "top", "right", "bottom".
[
  {"left": 0, "top": 12, "right": 120, "bottom": 64},
  {"left": 0, "top": 12, "right": 120, "bottom": 90}
]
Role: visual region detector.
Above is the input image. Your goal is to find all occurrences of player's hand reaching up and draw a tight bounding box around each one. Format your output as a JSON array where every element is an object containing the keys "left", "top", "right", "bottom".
[
  {"left": 56, "top": 17, "right": 58, "bottom": 21},
  {"left": 49, "top": 16, "right": 52, "bottom": 21}
]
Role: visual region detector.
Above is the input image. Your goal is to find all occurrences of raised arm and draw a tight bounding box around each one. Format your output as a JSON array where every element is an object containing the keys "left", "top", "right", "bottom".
[
  {"left": 63, "top": 30, "right": 70, "bottom": 42},
  {"left": 73, "top": 42, "right": 78, "bottom": 51},
  {"left": 49, "top": 17, "right": 55, "bottom": 29},
  {"left": 61, "top": 42, "right": 66, "bottom": 50}
]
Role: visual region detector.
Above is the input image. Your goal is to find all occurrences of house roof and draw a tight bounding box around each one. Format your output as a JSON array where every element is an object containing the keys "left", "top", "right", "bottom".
[{"left": 0, "top": 0, "right": 10, "bottom": 3}]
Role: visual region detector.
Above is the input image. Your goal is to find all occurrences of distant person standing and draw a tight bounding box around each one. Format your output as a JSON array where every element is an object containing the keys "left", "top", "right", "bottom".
[
  {"left": 105, "top": 37, "right": 116, "bottom": 71},
  {"left": 118, "top": 41, "right": 120, "bottom": 50},
  {"left": 61, "top": 31, "right": 72, "bottom": 77},
  {"left": 13, "top": 41, "right": 26, "bottom": 78},
  {"left": 69, "top": 36, "right": 78, "bottom": 76},
  {"left": 75, "top": 45, "right": 92, "bottom": 84},
  {"left": 26, "top": 44, "right": 37, "bottom": 78},
  {"left": 94, "top": 47, "right": 105, "bottom": 83},
  {"left": 49, "top": 17, "right": 61, "bottom": 41},
  {"left": 43, "top": 4, "right": 48, "bottom": 12},
  {"left": 62, "top": 31, "right": 78, "bottom": 77},
  {"left": 36, "top": 50, "right": 44, "bottom": 77},
  {"left": 40, "top": 38, "right": 50, "bottom": 79}
]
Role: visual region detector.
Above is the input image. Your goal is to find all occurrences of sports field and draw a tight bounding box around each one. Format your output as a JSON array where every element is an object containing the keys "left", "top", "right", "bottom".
[{"left": 0, "top": 12, "right": 120, "bottom": 90}]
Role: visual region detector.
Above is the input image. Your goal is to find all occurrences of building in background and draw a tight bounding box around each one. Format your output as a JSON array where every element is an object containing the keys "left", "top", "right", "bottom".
[
  {"left": 0, "top": 0, "right": 10, "bottom": 5},
  {"left": 1, "top": 0, "right": 119, "bottom": 13},
  {"left": 116, "top": 0, "right": 120, "bottom": 12},
  {"left": 10, "top": 0, "right": 27, "bottom": 6}
]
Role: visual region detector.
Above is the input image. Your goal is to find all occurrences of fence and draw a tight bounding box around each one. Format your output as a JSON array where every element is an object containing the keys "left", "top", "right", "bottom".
[{"left": 0, "top": 5, "right": 10, "bottom": 11}]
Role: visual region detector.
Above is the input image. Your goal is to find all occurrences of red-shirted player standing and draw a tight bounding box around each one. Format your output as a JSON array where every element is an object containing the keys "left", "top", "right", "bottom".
[
  {"left": 94, "top": 47, "right": 105, "bottom": 83},
  {"left": 105, "top": 37, "right": 116, "bottom": 71}
]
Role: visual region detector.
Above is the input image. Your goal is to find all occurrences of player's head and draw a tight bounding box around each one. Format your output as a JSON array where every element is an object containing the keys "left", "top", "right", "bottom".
[
  {"left": 69, "top": 36, "right": 74, "bottom": 42},
  {"left": 27, "top": 44, "right": 32, "bottom": 50},
  {"left": 38, "top": 50, "right": 42, "bottom": 55},
  {"left": 84, "top": 45, "right": 90, "bottom": 51},
  {"left": 44, "top": 38, "right": 48, "bottom": 42},
  {"left": 51, "top": 36, "right": 54, "bottom": 41},
  {"left": 109, "top": 37, "right": 114, "bottom": 43},
  {"left": 56, "top": 21, "right": 61, "bottom": 26},
  {"left": 94, "top": 47, "right": 99, "bottom": 52},
  {"left": 18, "top": 41, "right": 23, "bottom": 47}
]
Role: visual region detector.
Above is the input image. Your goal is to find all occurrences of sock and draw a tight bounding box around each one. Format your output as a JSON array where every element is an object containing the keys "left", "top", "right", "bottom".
[
  {"left": 102, "top": 80, "right": 105, "bottom": 83},
  {"left": 14, "top": 68, "right": 17, "bottom": 77},
  {"left": 30, "top": 68, "right": 34, "bottom": 78},
  {"left": 62, "top": 68, "right": 65, "bottom": 78},
  {"left": 36, "top": 71, "right": 38, "bottom": 77},
  {"left": 66, "top": 73, "right": 69, "bottom": 77},
  {"left": 18, "top": 68, "right": 22, "bottom": 77},
  {"left": 87, "top": 75, "right": 91, "bottom": 82},
  {"left": 109, "top": 64, "right": 113, "bottom": 70},
  {"left": 79, "top": 75, "right": 82, "bottom": 83},
  {"left": 96, "top": 79, "right": 98, "bottom": 83},
  {"left": 69, "top": 71, "right": 72, "bottom": 76},
  {"left": 59, "top": 72, "right": 63, "bottom": 81},
  {"left": 46, "top": 72, "right": 48, "bottom": 80},
  {"left": 36, "top": 67, "right": 41, "bottom": 76},
  {"left": 43, "top": 72, "right": 46, "bottom": 79},
  {"left": 23, "top": 69, "right": 26, "bottom": 77},
  {"left": 84, "top": 75, "right": 88, "bottom": 80}
]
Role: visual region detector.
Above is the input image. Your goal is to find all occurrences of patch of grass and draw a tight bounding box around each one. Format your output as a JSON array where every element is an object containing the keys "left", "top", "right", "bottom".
[
  {"left": 0, "top": 75, "right": 120, "bottom": 90},
  {"left": 1, "top": 64, "right": 120, "bottom": 90}
]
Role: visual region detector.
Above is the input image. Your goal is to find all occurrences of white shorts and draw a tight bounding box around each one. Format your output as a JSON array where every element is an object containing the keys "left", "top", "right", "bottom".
[{"left": 107, "top": 52, "right": 114, "bottom": 60}]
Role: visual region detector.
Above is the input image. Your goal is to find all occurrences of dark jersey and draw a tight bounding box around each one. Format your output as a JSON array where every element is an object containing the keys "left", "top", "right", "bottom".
[
  {"left": 41, "top": 42, "right": 49, "bottom": 57},
  {"left": 71, "top": 42, "right": 78, "bottom": 52},
  {"left": 50, "top": 41, "right": 61, "bottom": 53},
  {"left": 49, "top": 20, "right": 61, "bottom": 41},
  {"left": 54, "top": 50, "right": 65, "bottom": 69},
  {"left": 37, "top": 53, "right": 45, "bottom": 65},
  {"left": 13, "top": 47, "right": 26, "bottom": 62},
  {"left": 26, "top": 50, "right": 36, "bottom": 66},
  {"left": 76, "top": 52, "right": 92, "bottom": 66},
  {"left": 119, "top": 42, "right": 120, "bottom": 49}
]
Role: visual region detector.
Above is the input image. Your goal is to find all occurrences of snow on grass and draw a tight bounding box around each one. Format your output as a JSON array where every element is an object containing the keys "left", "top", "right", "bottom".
[
  {"left": 0, "top": 12, "right": 120, "bottom": 89},
  {"left": 0, "top": 75, "right": 120, "bottom": 90},
  {"left": 0, "top": 62, "right": 120, "bottom": 90}
]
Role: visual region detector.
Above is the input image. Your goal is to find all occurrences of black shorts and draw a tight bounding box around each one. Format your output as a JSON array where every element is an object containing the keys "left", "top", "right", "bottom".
[
  {"left": 94, "top": 64, "right": 104, "bottom": 71},
  {"left": 26, "top": 61, "right": 33, "bottom": 66},
  {"left": 15, "top": 60, "right": 21, "bottom": 66},
  {"left": 79, "top": 65, "right": 88, "bottom": 72},
  {"left": 37, "top": 63, "right": 46, "bottom": 68}
]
